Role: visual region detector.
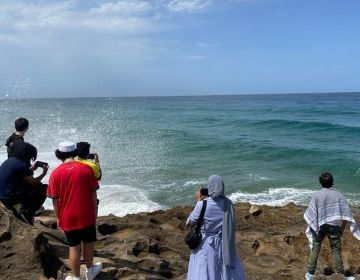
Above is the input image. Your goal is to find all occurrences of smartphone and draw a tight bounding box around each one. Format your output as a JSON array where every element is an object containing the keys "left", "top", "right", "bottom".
[
  {"left": 35, "top": 161, "right": 48, "bottom": 168},
  {"left": 200, "top": 188, "right": 209, "bottom": 197},
  {"left": 86, "top": 153, "right": 95, "bottom": 160}
]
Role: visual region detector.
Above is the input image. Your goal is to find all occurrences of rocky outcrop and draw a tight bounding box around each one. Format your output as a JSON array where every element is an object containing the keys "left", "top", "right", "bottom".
[{"left": 1, "top": 202, "right": 360, "bottom": 279}]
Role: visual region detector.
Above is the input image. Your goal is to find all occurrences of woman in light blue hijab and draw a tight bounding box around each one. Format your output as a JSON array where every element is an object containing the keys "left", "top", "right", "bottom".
[{"left": 187, "top": 175, "right": 246, "bottom": 280}]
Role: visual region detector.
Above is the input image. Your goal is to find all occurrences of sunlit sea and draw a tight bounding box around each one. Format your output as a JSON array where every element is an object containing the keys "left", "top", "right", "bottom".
[{"left": 1, "top": 93, "right": 359, "bottom": 216}]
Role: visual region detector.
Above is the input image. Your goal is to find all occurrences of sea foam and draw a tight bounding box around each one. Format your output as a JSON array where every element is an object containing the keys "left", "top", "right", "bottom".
[
  {"left": 43, "top": 184, "right": 162, "bottom": 217},
  {"left": 229, "top": 187, "right": 316, "bottom": 206},
  {"left": 97, "top": 184, "right": 161, "bottom": 216}
]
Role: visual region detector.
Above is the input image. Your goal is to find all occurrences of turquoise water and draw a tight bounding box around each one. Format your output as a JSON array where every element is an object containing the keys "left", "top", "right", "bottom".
[{"left": 0, "top": 93, "right": 359, "bottom": 216}]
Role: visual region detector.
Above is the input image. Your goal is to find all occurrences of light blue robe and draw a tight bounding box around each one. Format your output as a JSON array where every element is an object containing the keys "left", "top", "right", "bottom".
[{"left": 187, "top": 198, "right": 247, "bottom": 280}]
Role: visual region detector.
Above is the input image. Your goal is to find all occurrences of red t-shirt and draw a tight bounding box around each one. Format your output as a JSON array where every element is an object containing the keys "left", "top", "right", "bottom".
[{"left": 47, "top": 161, "right": 99, "bottom": 231}]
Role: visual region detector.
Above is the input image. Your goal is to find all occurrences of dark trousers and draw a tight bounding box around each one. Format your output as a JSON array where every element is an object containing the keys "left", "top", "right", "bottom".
[
  {"left": 1, "top": 183, "right": 47, "bottom": 225},
  {"left": 308, "top": 224, "right": 344, "bottom": 275}
]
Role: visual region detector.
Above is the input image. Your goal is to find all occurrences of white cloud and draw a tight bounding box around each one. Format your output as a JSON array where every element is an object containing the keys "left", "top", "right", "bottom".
[
  {"left": 197, "top": 42, "right": 219, "bottom": 48},
  {"left": 0, "top": 0, "right": 162, "bottom": 36},
  {"left": 167, "top": 0, "right": 212, "bottom": 13},
  {"left": 0, "top": 1, "right": 215, "bottom": 62},
  {"left": 89, "top": 1, "right": 153, "bottom": 15},
  {"left": 0, "top": 0, "right": 217, "bottom": 40},
  {"left": 0, "top": 1, "right": 74, "bottom": 31},
  {"left": 0, "top": 34, "right": 21, "bottom": 44}
]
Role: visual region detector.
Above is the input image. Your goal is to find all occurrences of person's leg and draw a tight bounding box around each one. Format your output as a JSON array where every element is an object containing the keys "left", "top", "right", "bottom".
[
  {"left": 80, "top": 224, "right": 97, "bottom": 267},
  {"left": 327, "top": 225, "right": 344, "bottom": 274},
  {"left": 20, "top": 183, "right": 47, "bottom": 225},
  {"left": 65, "top": 229, "right": 82, "bottom": 278},
  {"left": 83, "top": 241, "right": 94, "bottom": 268},
  {"left": 81, "top": 242, "right": 85, "bottom": 263},
  {"left": 81, "top": 224, "right": 102, "bottom": 280},
  {"left": 308, "top": 228, "right": 326, "bottom": 274},
  {"left": 68, "top": 245, "right": 81, "bottom": 277},
  {"left": 25, "top": 183, "right": 47, "bottom": 213}
]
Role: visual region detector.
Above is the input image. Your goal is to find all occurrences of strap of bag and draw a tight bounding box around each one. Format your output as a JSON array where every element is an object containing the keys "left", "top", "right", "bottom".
[{"left": 195, "top": 200, "right": 207, "bottom": 233}]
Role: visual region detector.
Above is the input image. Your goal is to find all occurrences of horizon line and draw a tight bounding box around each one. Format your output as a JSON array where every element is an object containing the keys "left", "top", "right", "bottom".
[{"left": 1, "top": 91, "right": 360, "bottom": 100}]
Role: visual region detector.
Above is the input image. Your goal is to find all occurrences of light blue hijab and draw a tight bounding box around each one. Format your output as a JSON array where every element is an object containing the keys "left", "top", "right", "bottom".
[{"left": 207, "top": 175, "right": 236, "bottom": 267}]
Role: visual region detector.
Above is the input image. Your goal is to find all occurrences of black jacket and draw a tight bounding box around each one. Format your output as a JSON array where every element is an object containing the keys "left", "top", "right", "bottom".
[{"left": 5, "top": 133, "right": 24, "bottom": 158}]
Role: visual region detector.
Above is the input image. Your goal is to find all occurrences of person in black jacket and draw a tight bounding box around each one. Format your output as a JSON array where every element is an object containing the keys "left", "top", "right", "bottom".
[
  {"left": 5, "top": 117, "right": 29, "bottom": 158},
  {"left": 0, "top": 141, "right": 48, "bottom": 225}
]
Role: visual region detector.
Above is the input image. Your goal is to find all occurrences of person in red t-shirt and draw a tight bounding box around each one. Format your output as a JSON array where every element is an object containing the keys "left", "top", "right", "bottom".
[{"left": 47, "top": 142, "right": 102, "bottom": 280}]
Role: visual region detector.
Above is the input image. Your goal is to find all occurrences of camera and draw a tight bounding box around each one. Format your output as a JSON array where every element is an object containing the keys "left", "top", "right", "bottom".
[
  {"left": 35, "top": 161, "right": 48, "bottom": 168},
  {"left": 86, "top": 153, "right": 95, "bottom": 160}
]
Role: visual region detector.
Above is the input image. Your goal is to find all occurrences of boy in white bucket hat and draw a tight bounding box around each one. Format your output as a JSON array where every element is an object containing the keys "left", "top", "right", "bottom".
[{"left": 47, "top": 141, "right": 102, "bottom": 280}]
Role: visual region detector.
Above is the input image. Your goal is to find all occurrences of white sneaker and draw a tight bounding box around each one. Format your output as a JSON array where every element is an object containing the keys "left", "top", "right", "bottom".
[
  {"left": 86, "top": 262, "right": 102, "bottom": 280},
  {"left": 65, "top": 276, "right": 80, "bottom": 280},
  {"left": 305, "top": 272, "right": 314, "bottom": 280},
  {"left": 346, "top": 277, "right": 355, "bottom": 280}
]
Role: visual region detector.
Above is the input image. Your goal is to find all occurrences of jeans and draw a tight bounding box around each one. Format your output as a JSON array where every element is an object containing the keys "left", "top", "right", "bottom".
[{"left": 308, "top": 224, "right": 344, "bottom": 274}]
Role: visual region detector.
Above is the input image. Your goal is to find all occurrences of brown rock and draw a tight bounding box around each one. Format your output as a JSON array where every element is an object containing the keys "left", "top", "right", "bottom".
[
  {"left": 249, "top": 205, "right": 263, "bottom": 216},
  {"left": 1, "top": 202, "right": 360, "bottom": 279}
]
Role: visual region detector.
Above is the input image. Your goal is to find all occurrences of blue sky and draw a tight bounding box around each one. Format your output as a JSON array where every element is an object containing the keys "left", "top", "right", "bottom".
[{"left": 0, "top": 0, "right": 360, "bottom": 97}]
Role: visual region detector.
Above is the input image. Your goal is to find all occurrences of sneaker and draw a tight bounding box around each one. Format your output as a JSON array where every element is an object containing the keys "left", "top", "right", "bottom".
[
  {"left": 86, "top": 262, "right": 102, "bottom": 280},
  {"left": 64, "top": 276, "right": 80, "bottom": 280},
  {"left": 346, "top": 277, "right": 355, "bottom": 280},
  {"left": 305, "top": 272, "right": 314, "bottom": 280}
]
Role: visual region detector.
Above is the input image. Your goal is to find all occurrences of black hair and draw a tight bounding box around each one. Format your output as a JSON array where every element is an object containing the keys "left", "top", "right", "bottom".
[
  {"left": 319, "top": 172, "right": 334, "bottom": 188},
  {"left": 76, "top": 142, "right": 90, "bottom": 159},
  {"left": 55, "top": 149, "right": 79, "bottom": 161},
  {"left": 15, "top": 117, "right": 29, "bottom": 132},
  {"left": 12, "top": 142, "right": 37, "bottom": 164}
]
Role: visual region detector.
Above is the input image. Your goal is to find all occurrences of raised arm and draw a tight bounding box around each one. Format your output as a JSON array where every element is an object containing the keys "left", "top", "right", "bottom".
[{"left": 23, "top": 164, "right": 49, "bottom": 187}]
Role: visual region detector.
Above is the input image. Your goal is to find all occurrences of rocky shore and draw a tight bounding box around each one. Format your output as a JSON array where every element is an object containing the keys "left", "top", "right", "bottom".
[{"left": 1, "top": 202, "right": 360, "bottom": 280}]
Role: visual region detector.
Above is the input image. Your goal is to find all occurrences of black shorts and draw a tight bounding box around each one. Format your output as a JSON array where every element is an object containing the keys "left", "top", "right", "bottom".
[{"left": 64, "top": 224, "right": 97, "bottom": 247}]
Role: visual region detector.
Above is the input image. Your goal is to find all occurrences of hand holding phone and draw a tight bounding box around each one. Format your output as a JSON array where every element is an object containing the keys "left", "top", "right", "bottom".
[
  {"left": 35, "top": 161, "right": 48, "bottom": 168},
  {"left": 86, "top": 153, "right": 95, "bottom": 160}
]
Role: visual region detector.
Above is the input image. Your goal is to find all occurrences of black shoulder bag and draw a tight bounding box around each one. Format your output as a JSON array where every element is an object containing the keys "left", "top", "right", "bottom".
[{"left": 185, "top": 200, "right": 207, "bottom": 250}]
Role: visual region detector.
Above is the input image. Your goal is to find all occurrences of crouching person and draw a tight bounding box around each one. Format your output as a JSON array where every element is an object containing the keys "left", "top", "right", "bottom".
[
  {"left": 0, "top": 141, "right": 48, "bottom": 225},
  {"left": 47, "top": 142, "right": 102, "bottom": 280}
]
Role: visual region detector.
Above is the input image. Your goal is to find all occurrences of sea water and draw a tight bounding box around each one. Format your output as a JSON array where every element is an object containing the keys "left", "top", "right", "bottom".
[{"left": 0, "top": 93, "right": 359, "bottom": 216}]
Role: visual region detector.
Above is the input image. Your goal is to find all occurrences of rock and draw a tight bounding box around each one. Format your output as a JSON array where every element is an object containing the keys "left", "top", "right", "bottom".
[
  {"left": 249, "top": 205, "right": 263, "bottom": 216},
  {"left": 1, "top": 202, "right": 360, "bottom": 279},
  {"left": 251, "top": 240, "right": 260, "bottom": 252},
  {"left": 98, "top": 223, "right": 118, "bottom": 235}
]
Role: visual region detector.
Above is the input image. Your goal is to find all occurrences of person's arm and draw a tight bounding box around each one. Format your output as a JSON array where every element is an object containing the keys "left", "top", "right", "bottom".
[
  {"left": 94, "top": 153, "right": 102, "bottom": 180},
  {"left": 92, "top": 191, "right": 98, "bottom": 218},
  {"left": 52, "top": 198, "right": 60, "bottom": 229},
  {"left": 186, "top": 201, "right": 203, "bottom": 225},
  {"left": 23, "top": 164, "right": 49, "bottom": 187}
]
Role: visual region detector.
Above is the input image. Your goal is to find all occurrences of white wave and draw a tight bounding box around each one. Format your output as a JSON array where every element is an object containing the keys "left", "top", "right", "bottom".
[
  {"left": 97, "top": 184, "right": 161, "bottom": 216},
  {"left": 247, "top": 173, "right": 275, "bottom": 181},
  {"left": 228, "top": 187, "right": 316, "bottom": 206},
  {"left": 356, "top": 168, "right": 360, "bottom": 176},
  {"left": 183, "top": 179, "right": 206, "bottom": 187},
  {"left": 44, "top": 184, "right": 162, "bottom": 217}
]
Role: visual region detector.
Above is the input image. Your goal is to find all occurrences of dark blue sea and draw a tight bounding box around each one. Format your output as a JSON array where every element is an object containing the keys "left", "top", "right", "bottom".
[{"left": 1, "top": 93, "right": 359, "bottom": 216}]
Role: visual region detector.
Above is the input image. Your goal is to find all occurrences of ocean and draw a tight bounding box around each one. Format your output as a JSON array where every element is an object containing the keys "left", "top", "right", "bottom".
[{"left": 0, "top": 93, "right": 359, "bottom": 216}]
